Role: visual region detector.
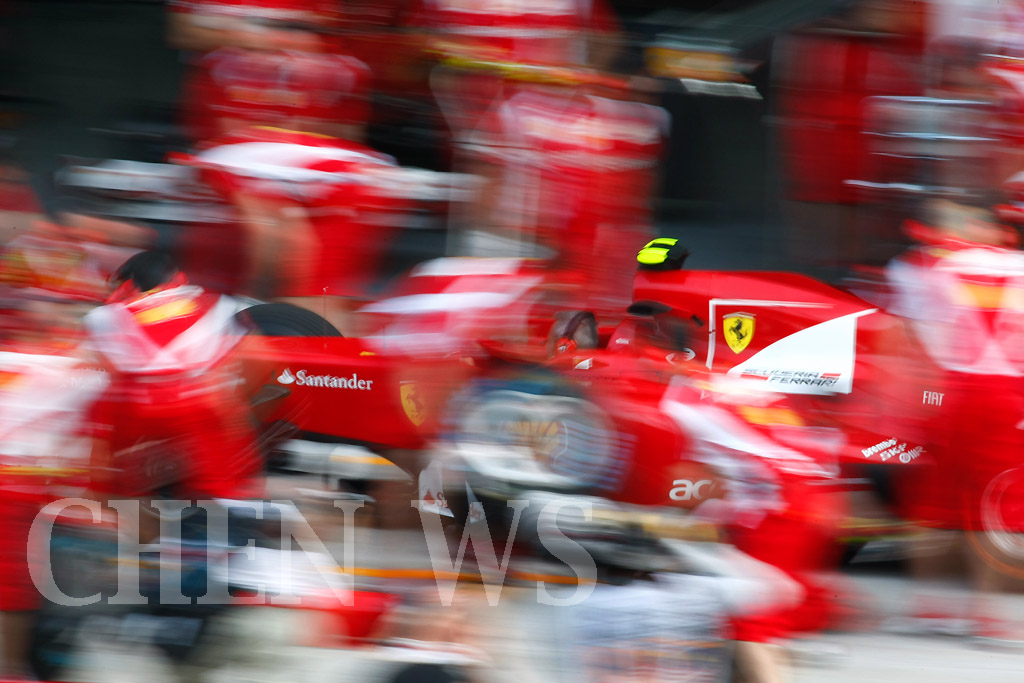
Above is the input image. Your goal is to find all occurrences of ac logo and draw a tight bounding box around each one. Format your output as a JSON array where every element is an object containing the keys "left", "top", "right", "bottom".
[{"left": 669, "top": 479, "right": 713, "bottom": 502}]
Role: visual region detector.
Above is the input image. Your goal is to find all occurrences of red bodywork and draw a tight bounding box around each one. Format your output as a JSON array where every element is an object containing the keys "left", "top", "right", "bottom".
[
  {"left": 631, "top": 268, "right": 938, "bottom": 466},
  {"left": 240, "top": 259, "right": 936, "bottom": 515},
  {"left": 242, "top": 335, "right": 473, "bottom": 451}
]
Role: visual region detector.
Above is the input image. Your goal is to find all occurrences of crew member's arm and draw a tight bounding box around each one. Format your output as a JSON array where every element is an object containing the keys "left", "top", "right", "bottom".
[
  {"left": 661, "top": 540, "right": 804, "bottom": 617},
  {"left": 230, "top": 191, "right": 318, "bottom": 298}
]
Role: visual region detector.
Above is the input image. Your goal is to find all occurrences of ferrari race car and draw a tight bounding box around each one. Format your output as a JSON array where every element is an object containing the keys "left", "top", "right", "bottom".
[{"left": 238, "top": 240, "right": 938, "bottom": 556}]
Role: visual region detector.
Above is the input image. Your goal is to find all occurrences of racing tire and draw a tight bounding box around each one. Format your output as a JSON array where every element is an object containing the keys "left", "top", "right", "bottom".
[
  {"left": 237, "top": 303, "right": 342, "bottom": 337},
  {"left": 446, "top": 369, "right": 625, "bottom": 497},
  {"left": 384, "top": 662, "right": 473, "bottom": 683}
]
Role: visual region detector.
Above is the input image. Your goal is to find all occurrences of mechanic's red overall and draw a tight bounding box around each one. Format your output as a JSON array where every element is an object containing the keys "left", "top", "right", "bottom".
[
  {"left": 0, "top": 471, "right": 48, "bottom": 613},
  {"left": 186, "top": 127, "right": 406, "bottom": 299},
  {"left": 0, "top": 346, "right": 103, "bottom": 615},
  {"left": 478, "top": 85, "right": 668, "bottom": 311},
  {"left": 0, "top": 348, "right": 89, "bottom": 683},
  {"left": 671, "top": 375, "right": 844, "bottom": 641},
  {"left": 84, "top": 272, "right": 260, "bottom": 500},
  {"left": 727, "top": 462, "right": 844, "bottom": 642},
  {"left": 886, "top": 234, "right": 1024, "bottom": 531},
  {"left": 184, "top": 46, "right": 371, "bottom": 143}
]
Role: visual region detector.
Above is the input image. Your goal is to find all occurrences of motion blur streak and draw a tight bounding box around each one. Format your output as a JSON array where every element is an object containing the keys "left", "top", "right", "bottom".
[{"left": 5, "top": 1, "right": 1024, "bottom": 682}]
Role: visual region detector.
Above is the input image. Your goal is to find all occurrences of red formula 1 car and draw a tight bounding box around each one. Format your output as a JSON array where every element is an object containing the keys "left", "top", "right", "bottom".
[{"left": 236, "top": 244, "right": 937, "bottom": 548}]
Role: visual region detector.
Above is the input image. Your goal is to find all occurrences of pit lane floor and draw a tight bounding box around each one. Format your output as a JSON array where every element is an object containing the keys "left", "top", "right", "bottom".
[
  {"left": 65, "top": 549, "right": 1024, "bottom": 683},
  {"left": 60, "top": 475, "right": 1024, "bottom": 683}
]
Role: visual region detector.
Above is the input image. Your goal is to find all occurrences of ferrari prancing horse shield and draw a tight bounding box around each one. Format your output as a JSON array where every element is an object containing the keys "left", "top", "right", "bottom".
[
  {"left": 723, "top": 313, "right": 755, "bottom": 354},
  {"left": 401, "top": 382, "right": 427, "bottom": 426}
]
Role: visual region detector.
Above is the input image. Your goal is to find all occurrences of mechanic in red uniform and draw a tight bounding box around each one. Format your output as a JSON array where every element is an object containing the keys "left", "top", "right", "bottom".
[
  {"left": 184, "top": 41, "right": 372, "bottom": 145},
  {"left": 83, "top": 251, "right": 262, "bottom": 506},
  {"left": 170, "top": 0, "right": 364, "bottom": 144},
  {"left": 657, "top": 369, "right": 845, "bottom": 683},
  {"left": 178, "top": 0, "right": 371, "bottom": 147},
  {"left": 0, "top": 340, "right": 102, "bottom": 679},
  {"left": 182, "top": 126, "right": 408, "bottom": 335},
  {"left": 455, "top": 66, "right": 669, "bottom": 319},
  {"left": 172, "top": 0, "right": 381, "bottom": 301},
  {"left": 885, "top": 197, "right": 1024, "bottom": 640},
  {"left": 0, "top": 268, "right": 109, "bottom": 679},
  {"left": 726, "top": 454, "right": 845, "bottom": 681}
]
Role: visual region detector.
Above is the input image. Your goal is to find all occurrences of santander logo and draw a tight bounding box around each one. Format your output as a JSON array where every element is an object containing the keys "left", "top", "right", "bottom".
[{"left": 276, "top": 368, "right": 373, "bottom": 390}]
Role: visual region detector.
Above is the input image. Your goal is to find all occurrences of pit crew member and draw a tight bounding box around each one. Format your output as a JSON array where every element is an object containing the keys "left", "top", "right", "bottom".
[
  {"left": 182, "top": 126, "right": 409, "bottom": 335},
  {"left": 82, "top": 251, "right": 261, "bottom": 505}
]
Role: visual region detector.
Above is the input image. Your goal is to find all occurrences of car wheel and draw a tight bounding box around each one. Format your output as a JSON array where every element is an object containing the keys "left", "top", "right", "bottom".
[
  {"left": 447, "top": 372, "right": 624, "bottom": 496},
  {"left": 237, "top": 303, "right": 342, "bottom": 337}
]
